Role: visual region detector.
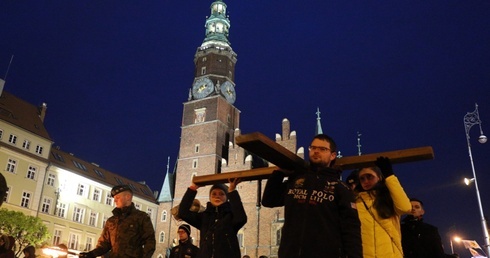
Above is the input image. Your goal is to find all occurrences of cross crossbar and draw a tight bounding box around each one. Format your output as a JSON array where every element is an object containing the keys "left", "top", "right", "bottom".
[{"left": 192, "top": 132, "right": 434, "bottom": 186}]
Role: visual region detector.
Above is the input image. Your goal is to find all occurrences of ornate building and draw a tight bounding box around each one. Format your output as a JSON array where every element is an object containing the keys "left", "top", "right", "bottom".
[{"left": 155, "top": 1, "right": 306, "bottom": 257}]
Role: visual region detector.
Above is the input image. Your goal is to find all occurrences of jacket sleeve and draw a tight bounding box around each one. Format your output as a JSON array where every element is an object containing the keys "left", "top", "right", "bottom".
[
  {"left": 178, "top": 187, "right": 202, "bottom": 229},
  {"left": 91, "top": 222, "right": 113, "bottom": 256},
  {"left": 262, "top": 170, "right": 287, "bottom": 208},
  {"left": 141, "top": 213, "right": 156, "bottom": 258},
  {"left": 228, "top": 190, "right": 248, "bottom": 232},
  {"left": 385, "top": 175, "right": 412, "bottom": 215},
  {"left": 336, "top": 182, "right": 363, "bottom": 258}
]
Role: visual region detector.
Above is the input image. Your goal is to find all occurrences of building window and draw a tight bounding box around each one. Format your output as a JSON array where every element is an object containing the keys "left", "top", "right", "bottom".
[
  {"left": 6, "top": 158, "right": 16, "bottom": 173},
  {"left": 93, "top": 188, "right": 101, "bottom": 202},
  {"left": 201, "top": 66, "right": 206, "bottom": 75},
  {"left": 26, "top": 165, "right": 37, "bottom": 180},
  {"left": 276, "top": 228, "right": 282, "bottom": 245},
  {"left": 195, "top": 144, "right": 200, "bottom": 153},
  {"left": 192, "top": 159, "right": 198, "bottom": 169},
  {"left": 8, "top": 134, "right": 17, "bottom": 144},
  {"left": 68, "top": 233, "right": 80, "bottom": 250},
  {"left": 73, "top": 160, "right": 87, "bottom": 171},
  {"left": 161, "top": 210, "right": 167, "bottom": 222},
  {"left": 57, "top": 202, "right": 67, "bottom": 218},
  {"left": 105, "top": 193, "right": 114, "bottom": 206},
  {"left": 41, "top": 197, "right": 52, "bottom": 213},
  {"left": 77, "top": 184, "right": 87, "bottom": 196},
  {"left": 89, "top": 211, "right": 98, "bottom": 227},
  {"left": 53, "top": 152, "right": 64, "bottom": 162},
  {"left": 191, "top": 172, "right": 197, "bottom": 181},
  {"left": 202, "top": 57, "right": 207, "bottom": 62},
  {"left": 35, "top": 145, "right": 43, "bottom": 155},
  {"left": 94, "top": 169, "right": 105, "bottom": 178},
  {"left": 0, "top": 129, "right": 3, "bottom": 139},
  {"left": 53, "top": 229, "right": 62, "bottom": 246},
  {"left": 102, "top": 215, "right": 109, "bottom": 228},
  {"left": 134, "top": 203, "right": 141, "bottom": 210},
  {"left": 73, "top": 207, "right": 85, "bottom": 223},
  {"left": 22, "top": 140, "right": 30, "bottom": 150},
  {"left": 115, "top": 177, "right": 124, "bottom": 185},
  {"left": 3, "top": 186, "right": 9, "bottom": 203},
  {"left": 159, "top": 232, "right": 165, "bottom": 243},
  {"left": 21, "top": 191, "right": 31, "bottom": 208},
  {"left": 47, "top": 173, "right": 55, "bottom": 186},
  {"left": 237, "top": 232, "right": 244, "bottom": 247},
  {"left": 147, "top": 208, "right": 153, "bottom": 218},
  {"left": 85, "top": 237, "right": 93, "bottom": 252}
]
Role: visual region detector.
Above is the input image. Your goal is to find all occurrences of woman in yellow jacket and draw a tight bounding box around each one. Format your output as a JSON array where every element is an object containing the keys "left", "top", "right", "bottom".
[{"left": 355, "top": 157, "right": 412, "bottom": 258}]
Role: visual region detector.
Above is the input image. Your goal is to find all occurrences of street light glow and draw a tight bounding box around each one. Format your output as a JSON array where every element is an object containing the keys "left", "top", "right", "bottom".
[{"left": 464, "top": 177, "right": 475, "bottom": 186}]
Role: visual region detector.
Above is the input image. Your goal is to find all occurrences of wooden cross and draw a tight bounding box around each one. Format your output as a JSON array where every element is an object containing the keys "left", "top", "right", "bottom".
[{"left": 192, "top": 132, "right": 434, "bottom": 186}]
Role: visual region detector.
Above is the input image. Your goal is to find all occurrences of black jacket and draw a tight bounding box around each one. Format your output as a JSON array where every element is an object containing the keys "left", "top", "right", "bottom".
[
  {"left": 401, "top": 216, "right": 446, "bottom": 258},
  {"left": 262, "top": 165, "right": 362, "bottom": 258},
  {"left": 179, "top": 188, "right": 247, "bottom": 258},
  {"left": 169, "top": 239, "right": 199, "bottom": 258}
]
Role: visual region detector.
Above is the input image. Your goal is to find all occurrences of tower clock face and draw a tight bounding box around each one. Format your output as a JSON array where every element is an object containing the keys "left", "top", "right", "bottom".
[
  {"left": 220, "top": 81, "right": 236, "bottom": 104},
  {"left": 192, "top": 77, "right": 214, "bottom": 99}
]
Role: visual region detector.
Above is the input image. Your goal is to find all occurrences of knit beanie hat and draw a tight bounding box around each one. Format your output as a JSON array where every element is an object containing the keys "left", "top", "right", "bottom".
[
  {"left": 209, "top": 184, "right": 229, "bottom": 198},
  {"left": 179, "top": 224, "right": 191, "bottom": 235}
]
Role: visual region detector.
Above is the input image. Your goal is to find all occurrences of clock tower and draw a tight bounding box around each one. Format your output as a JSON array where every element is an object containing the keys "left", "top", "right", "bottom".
[{"left": 176, "top": 0, "right": 239, "bottom": 200}]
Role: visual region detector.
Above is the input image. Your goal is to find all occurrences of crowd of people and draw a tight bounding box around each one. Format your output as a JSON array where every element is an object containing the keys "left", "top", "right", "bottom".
[{"left": 0, "top": 132, "right": 460, "bottom": 258}]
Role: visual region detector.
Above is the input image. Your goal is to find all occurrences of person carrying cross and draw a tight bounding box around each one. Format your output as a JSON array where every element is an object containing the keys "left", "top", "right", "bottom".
[{"left": 262, "top": 134, "right": 362, "bottom": 258}]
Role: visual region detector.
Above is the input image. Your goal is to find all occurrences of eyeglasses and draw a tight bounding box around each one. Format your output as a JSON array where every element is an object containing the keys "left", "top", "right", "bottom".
[
  {"left": 359, "top": 174, "right": 377, "bottom": 182},
  {"left": 308, "top": 145, "right": 331, "bottom": 152}
]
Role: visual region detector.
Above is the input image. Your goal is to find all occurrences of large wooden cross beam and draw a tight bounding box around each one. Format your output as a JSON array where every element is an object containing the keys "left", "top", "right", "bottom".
[{"left": 193, "top": 132, "right": 434, "bottom": 186}]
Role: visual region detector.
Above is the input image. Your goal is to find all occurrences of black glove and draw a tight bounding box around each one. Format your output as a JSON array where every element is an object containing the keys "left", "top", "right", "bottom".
[
  {"left": 375, "top": 156, "right": 394, "bottom": 178},
  {"left": 79, "top": 252, "right": 95, "bottom": 258}
]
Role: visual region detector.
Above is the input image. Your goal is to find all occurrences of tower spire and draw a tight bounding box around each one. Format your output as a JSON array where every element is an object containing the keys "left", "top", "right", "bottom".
[
  {"left": 202, "top": 0, "right": 231, "bottom": 47},
  {"left": 315, "top": 107, "right": 323, "bottom": 135}
]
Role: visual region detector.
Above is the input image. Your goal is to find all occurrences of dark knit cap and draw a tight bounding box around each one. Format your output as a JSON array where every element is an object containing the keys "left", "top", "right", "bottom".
[
  {"left": 179, "top": 224, "right": 191, "bottom": 235},
  {"left": 209, "top": 184, "right": 228, "bottom": 196},
  {"left": 111, "top": 185, "right": 132, "bottom": 197}
]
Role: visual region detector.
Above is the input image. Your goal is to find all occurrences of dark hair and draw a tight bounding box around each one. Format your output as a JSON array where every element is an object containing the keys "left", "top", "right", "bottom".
[
  {"left": 355, "top": 166, "right": 395, "bottom": 219},
  {"left": 23, "top": 245, "right": 36, "bottom": 256},
  {"left": 409, "top": 197, "right": 424, "bottom": 207},
  {"left": 312, "top": 134, "right": 337, "bottom": 153}
]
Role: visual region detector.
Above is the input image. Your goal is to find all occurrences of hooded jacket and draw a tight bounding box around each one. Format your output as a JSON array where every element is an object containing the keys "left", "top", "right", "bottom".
[
  {"left": 355, "top": 175, "right": 411, "bottom": 258},
  {"left": 262, "top": 165, "right": 362, "bottom": 258},
  {"left": 179, "top": 188, "right": 247, "bottom": 258}
]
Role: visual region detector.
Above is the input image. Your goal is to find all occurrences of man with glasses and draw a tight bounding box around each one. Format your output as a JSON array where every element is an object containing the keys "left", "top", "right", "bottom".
[
  {"left": 170, "top": 224, "right": 199, "bottom": 258},
  {"left": 262, "top": 134, "right": 362, "bottom": 258}
]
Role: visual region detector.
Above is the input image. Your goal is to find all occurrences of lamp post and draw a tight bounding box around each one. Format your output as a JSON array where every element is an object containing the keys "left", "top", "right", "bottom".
[{"left": 463, "top": 103, "right": 490, "bottom": 256}]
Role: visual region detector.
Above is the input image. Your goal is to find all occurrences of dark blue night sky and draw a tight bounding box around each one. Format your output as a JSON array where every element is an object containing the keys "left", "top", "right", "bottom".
[{"left": 2, "top": 1, "right": 490, "bottom": 256}]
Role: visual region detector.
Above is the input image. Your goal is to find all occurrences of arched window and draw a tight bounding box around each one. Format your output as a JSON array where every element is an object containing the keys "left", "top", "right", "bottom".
[
  {"left": 159, "top": 231, "right": 165, "bottom": 243},
  {"left": 161, "top": 210, "right": 167, "bottom": 222}
]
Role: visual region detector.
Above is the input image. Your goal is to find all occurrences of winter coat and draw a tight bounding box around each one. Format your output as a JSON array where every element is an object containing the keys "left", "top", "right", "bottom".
[
  {"left": 179, "top": 188, "right": 247, "bottom": 258},
  {"left": 401, "top": 216, "right": 446, "bottom": 258},
  {"left": 90, "top": 203, "right": 156, "bottom": 258},
  {"left": 355, "top": 175, "right": 411, "bottom": 258},
  {"left": 262, "top": 166, "right": 363, "bottom": 258},
  {"left": 169, "top": 239, "right": 199, "bottom": 258}
]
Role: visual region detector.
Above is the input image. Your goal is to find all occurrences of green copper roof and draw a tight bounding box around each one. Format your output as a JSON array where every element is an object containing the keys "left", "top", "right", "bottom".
[{"left": 202, "top": 0, "right": 231, "bottom": 46}]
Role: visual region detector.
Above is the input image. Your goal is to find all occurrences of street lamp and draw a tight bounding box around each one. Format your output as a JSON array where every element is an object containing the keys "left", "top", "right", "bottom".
[
  {"left": 450, "top": 236, "right": 462, "bottom": 254},
  {"left": 463, "top": 103, "right": 490, "bottom": 256}
]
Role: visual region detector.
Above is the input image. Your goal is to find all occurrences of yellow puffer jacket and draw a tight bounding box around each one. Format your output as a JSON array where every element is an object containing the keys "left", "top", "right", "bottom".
[{"left": 356, "top": 175, "right": 411, "bottom": 258}]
